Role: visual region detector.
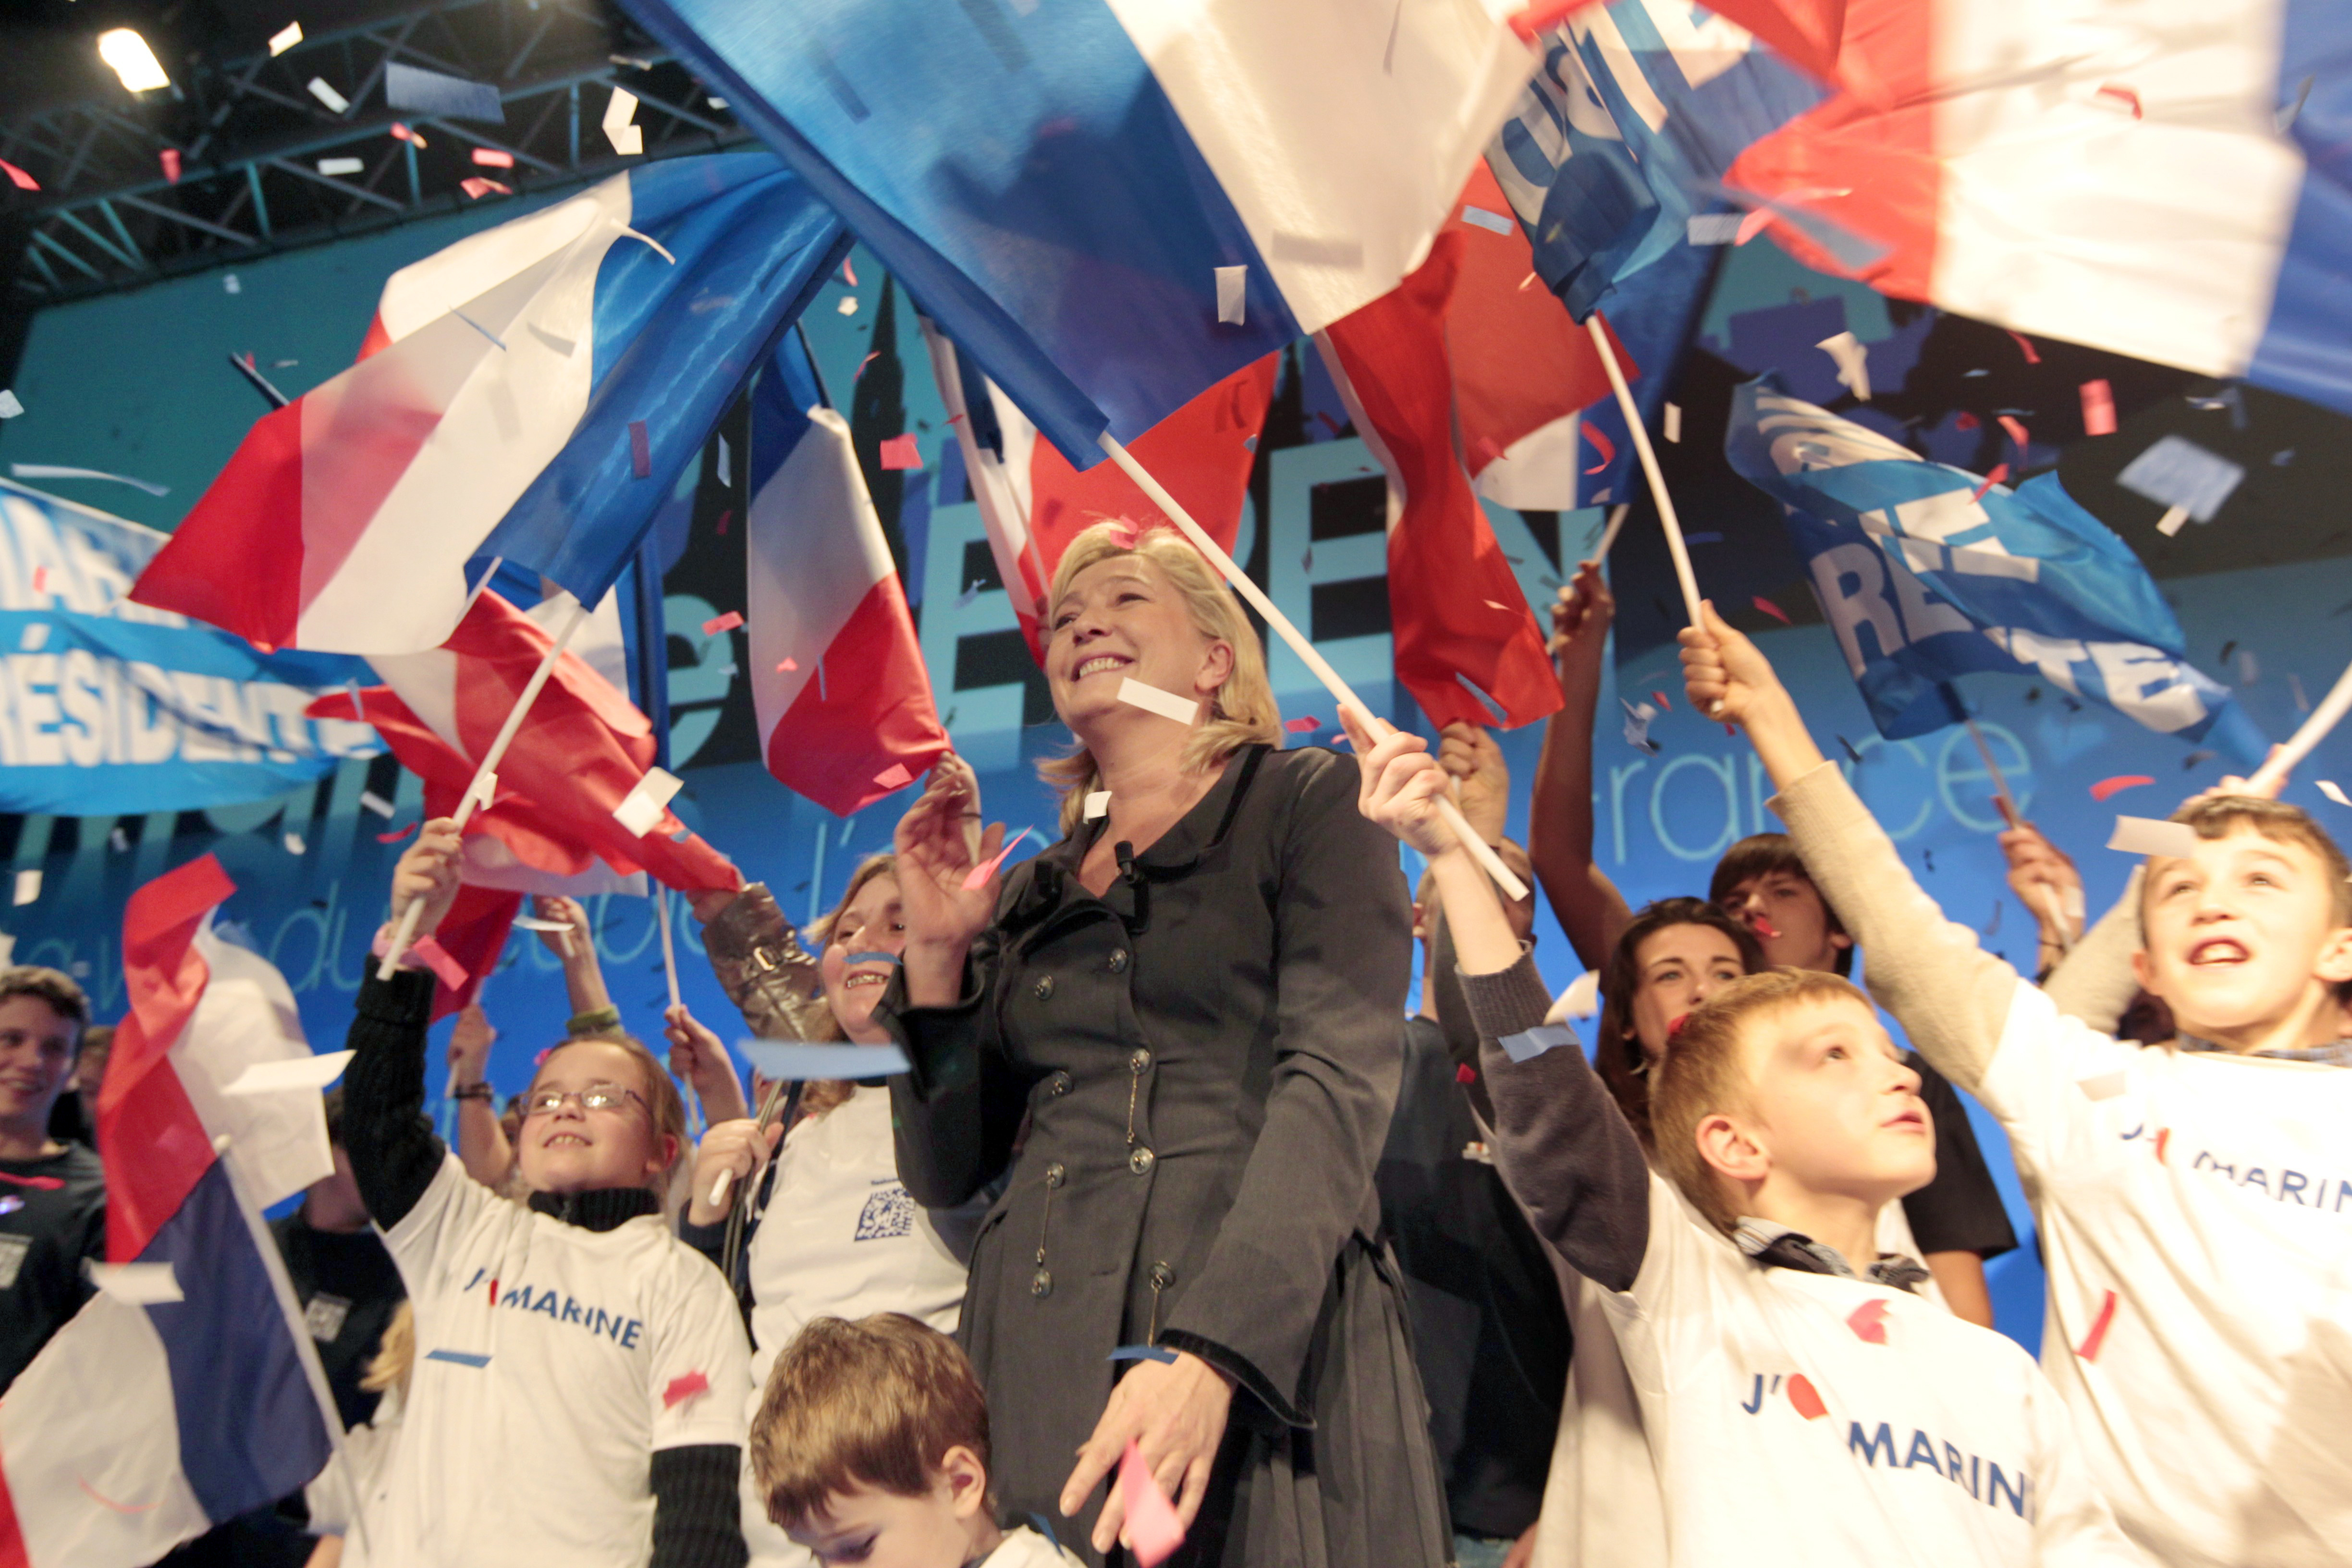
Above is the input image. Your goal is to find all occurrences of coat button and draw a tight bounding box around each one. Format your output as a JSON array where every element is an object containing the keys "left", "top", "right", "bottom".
[
  {"left": 1128, "top": 1146, "right": 1155, "bottom": 1176},
  {"left": 1148, "top": 1262, "right": 1175, "bottom": 1290},
  {"left": 1032, "top": 976, "right": 1055, "bottom": 1001},
  {"left": 1032, "top": 1269, "right": 1053, "bottom": 1297},
  {"left": 1049, "top": 1070, "right": 1073, "bottom": 1097},
  {"left": 1045, "top": 1162, "right": 1066, "bottom": 1189},
  {"left": 1108, "top": 948, "right": 1130, "bottom": 973},
  {"left": 1128, "top": 1047, "right": 1152, "bottom": 1074}
]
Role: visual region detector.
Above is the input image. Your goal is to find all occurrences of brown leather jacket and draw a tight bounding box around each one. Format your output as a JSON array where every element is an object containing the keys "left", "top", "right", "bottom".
[{"left": 699, "top": 883, "right": 833, "bottom": 1041}]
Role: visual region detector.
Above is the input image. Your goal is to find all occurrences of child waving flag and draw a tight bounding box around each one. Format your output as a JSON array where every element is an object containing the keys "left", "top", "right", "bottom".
[{"left": 1684, "top": 600, "right": 2352, "bottom": 1568}]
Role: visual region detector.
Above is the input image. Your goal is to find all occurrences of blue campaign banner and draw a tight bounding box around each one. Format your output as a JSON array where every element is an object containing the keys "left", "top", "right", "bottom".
[{"left": 0, "top": 480, "right": 381, "bottom": 815}]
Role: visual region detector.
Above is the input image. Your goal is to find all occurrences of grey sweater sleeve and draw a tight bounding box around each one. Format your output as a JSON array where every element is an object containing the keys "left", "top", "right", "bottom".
[
  {"left": 1459, "top": 952, "right": 1649, "bottom": 1293},
  {"left": 2041, "top": 871, "right": 2144, "bottom": 1033}
]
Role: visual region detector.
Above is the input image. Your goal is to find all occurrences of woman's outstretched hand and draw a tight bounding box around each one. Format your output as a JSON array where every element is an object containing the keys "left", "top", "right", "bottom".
[
  {"left": 893, "top": 753, "right": 1002, "bottom": 1004},
  {"left": 1341, "top": 709, "right": 1455, "bottom": 858},
  {"left": 1059, "top": 1350, "right": 1234, "bottom": 1556}
]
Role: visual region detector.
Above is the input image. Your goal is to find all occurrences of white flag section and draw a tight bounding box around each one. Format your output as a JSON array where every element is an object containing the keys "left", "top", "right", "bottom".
[{"left": 178, "top": 920, "right": 337, "bottom": 1208}]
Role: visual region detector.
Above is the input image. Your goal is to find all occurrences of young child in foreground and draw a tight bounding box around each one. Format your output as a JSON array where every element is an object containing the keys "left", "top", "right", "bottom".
[
  {"left": 1681, "top": 602, "right": 2352, "bottom": 1568},
  {"left": 751, "top": 1313, "right": 1082, "bottom": 1568},
  {"left": 1340, "top": 710, "right": 2144, "bottom": 1566}
]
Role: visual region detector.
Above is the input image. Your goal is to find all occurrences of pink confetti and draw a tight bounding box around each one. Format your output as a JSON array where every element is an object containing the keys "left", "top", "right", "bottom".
[
  {"left": 1751, "top": 595, "right": 1789, "bottom": 625},
  {"left": 471, "top": 147, "right": 515, "bottom": 168},
  {"left": 878, "top": 433, "right": 923, "bottom": 471},
  {"left": 1786, "top": 1372, "right": 1827, "bottom": 1420},
  {"left": 1581, "top": 423, "right": 1616, "bottom": 476},
  {"left": 628, "top": 420, "right": 651, "bottom": 478},
  {"left": 841, "top": 258, "right": 858, "bottom": 286},
  {"left": 159, "top": 148, "right": 182, "bottom": 184},
  {"left": 375, "top": 822, "right": 420, "bottom": 844},
  {"left": 776, "top": 656, "right": 798, "bottom": 673},
  {"left": 2006, "top": 331, "right": 2041, "bottom": 365},
  {"left": 1649, "top": 690, "right": 1672, "bottom": 711},
  {"left": 961, "top": 826, "right": 1034, "bottom": 892},
  {"left": 390, "top": 122, "right": 419, "bottom": 143},
  {"left": 1733, "top": 205, "right": 1776, "bottom": 246},
  {"left": 714, "top": 509, "right": 732, "bottom": 537},
  {"left": 1750, "top": 914, "right": 1782, "bottom": 940},
  {"left": 662, "top": 1370, "right": 710, "bottom": 1409},
  {"left": 1968, "top": 463, "right": 2009, "bottom": 503},
  {"left": 1954, "top": 411, "right": 1980, "bottom": 432},
  {"left": 700, "top": 611, "right": 744, "bottom": 636},
  {"left": 2080, "top": 379, "right": 2117, "bottom": 437},
  {"left": 873, "top": 762, "right": 914, "bottom": 790},
  {"left": 1116, "top": 1440, "right": 1186, "bottom": 1568},
  {"left": 1847, "top": 1298, "right": 1890, "bottom": 1344},
  {"left": 30, "top": 567, "right": 49, "bottom": 594},
  {"left": 2095, "top": 82, "right": 2144, "bottom": 119},
  {"left": 2089, "top": 775, "right": 2155, "bottom": 802},
  {"left": 459, "top": 177, "right": 511, "bottom": 199},
  {"left": 1455, "top": 1062, "right": 1476, "bottom": 1085},
  {"left": 2076, "top": 1288, "right": 2119, "bottom": 1361},
  {"left": 1283, "top": 716, "right": 1321, "bottom": 734},
  {"left": 855, "top": 351, "right": 880, "bottom": 380},
  {"left": 0, "top": 159, "right": 38, "bottom": 193},
  {"left": 1998, "top": 415, "right": 2030, "bottom": 450},
  {"left": 408, "top": 935, "right": 470, "bottom": 992}
]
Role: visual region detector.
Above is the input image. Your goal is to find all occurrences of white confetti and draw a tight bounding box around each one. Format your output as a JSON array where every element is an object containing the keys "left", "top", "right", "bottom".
[
  {"left": 359, "top": 790, "right": 397, "bottom": 819},
  {"left": 87, "top": 1262, "right": 182, "bottom": 1305},
  {"left": 1499, "top": 1023, "right": 1579, "bottom": 1064},
  {"left": 2107, "top": 816, "right": 2200, "bottom": 858},
  {"left": 1686, "top": 212, "right": 1742, "bottom": 245},
  {"left": 836, "top": 295, "right": 858, "bottom": 316},
  {"left": 223, "top": 1052, "right": 354, "bottom": 1095},
  {"left": 603, "top": 87, "right": 643, "bottom": 156},
  {"left": 1816, "top": 331, "right": 1872, "bottom": 401},
  {"left": 2119, "top": 435, "right": 2244, "bottom": 527},
  {"left": 613, "top": 767, "right": 684, "bottom": 837},
  {"left": 282, "top": 830, "right": 306, "bottom": 856},
  {"left": 2318, "top": 779, "right": 2351, "bottom": 808},
  {"left": 306, "top": 77, "right": 350, "bottom": 114},
  {"left": 109, "top": 827, "right": 128, "bottom": 852},
  {"left": 1214, "top": 265, "right": 1248, "bottom": 326},
  {"left": 1116, "top": 677, "right": 1200, "bottom": 725},
  {"left": 224, "top": 273, "right": 242, "bottom": 295},
  {"left": 0, "top": 390, "right": 22, "bottom": 419},
  {"left": 317, "top": 157, "right": 363, "bottom": 176},
  {"left": 1621, "top": 698, "right": 1658, "bottom": 755},
  {"left": 12, "top": 870, "right": 38, "bottom": 906},
  {"left": 1664, "top": 402, "right": 1681, "bottom": 443},
  {"left": 269, "top": 21, "right": 304, "bottom": 55}
]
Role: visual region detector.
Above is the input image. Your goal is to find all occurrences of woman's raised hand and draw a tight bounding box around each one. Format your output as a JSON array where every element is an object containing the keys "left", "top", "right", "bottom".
[
  {"left": 892, "top": 753, "right": 1003, "bottom": 971},
  {"left": 1340, "top": 709, "right": 1455, "bottom": 858},
  {"left": 389, "top": 819, "right": 464, "bottom": 939},
  {"left": 685, "top": 1116, "right": 784, "bottom": 1226}
]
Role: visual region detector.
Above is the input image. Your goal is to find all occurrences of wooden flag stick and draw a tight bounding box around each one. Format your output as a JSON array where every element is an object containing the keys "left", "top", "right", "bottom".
[
  {"left": 2250, "top": 652, "right": 2352, "bottom": 794},
  {"left": 1094, "top": 433, "right": 1529, "bottom": 904},
  {"left": 1585, "top": 316, "right": 1703, "bottom": 628}
]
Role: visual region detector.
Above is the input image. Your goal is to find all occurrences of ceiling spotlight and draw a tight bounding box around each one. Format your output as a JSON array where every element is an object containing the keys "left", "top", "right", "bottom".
[{"left": 98, "top": 29, "right": 172, "bottom": 94}]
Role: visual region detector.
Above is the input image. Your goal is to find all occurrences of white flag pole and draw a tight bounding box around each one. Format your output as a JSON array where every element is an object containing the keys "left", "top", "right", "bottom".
[
  {"left": 1093, "top": 433, "right": 1530, "bottom": 904},
  {"left": 2249, "top": 653, "right": 2352, "bottom": 794},
  {"left": 1585, "top": 316, "right": 1703, "bottom": 627},
  {"left": 377, "top": 597, "right": 592, "bottom": 979},
  {"left": 1592, "top": 502, "right": 1632, "bottom": 566},
  {"left": 655, "top": 888, "right": 704, "bottom": 1139}
]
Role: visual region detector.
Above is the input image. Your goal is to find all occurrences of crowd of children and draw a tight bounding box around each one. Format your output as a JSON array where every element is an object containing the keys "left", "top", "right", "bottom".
[{"left": 4, "top": 522, "right": 2349, "bottom": 1568}]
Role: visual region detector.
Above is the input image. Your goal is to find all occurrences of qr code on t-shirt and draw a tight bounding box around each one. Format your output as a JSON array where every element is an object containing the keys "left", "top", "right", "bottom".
[
  {"left": 855, "top": 1184, "right": 916, "bottom": 1242},
  {"left": 0, "top": 1234, "right": 29, "bottom": 1291},
  {"left": 305, "top": 1292, "right": 352, "bottom": 1343}
]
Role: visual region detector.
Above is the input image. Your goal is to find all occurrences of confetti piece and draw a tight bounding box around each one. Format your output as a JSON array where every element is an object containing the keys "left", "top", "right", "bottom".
[
  {"left": 841, "top": 951, "right": 897, "bottom": 968},
  {"left": 12, "top": 870, "right": 38, "bottom": 906},
  {"left": 1547, "top": 970, "right": 1600, "bottom": 1022},
  {"left": 841, "top": 258, "right": 858, "bottom": 286},
  {"left": 359, "top": 790, "right": 396, "bottom": 819},
  {"left": 1837, "top": 735, "right": 1864, "bottom": 765},
  {"left": 2156, "top": 504, "right": 2191, "bottom": 537},
  {"left": 2108, "top": 816, "right": 2200, "bottom": 858},
  {"left": 1621, "top": 698, "right": 1658, "bottom": 755},
  {"left": 1084, "top": 790, "right": 1112, "bottom": 821},
  {"left": 109, "top": 828, "right": 128, "bottom": 852},
  {"left": 386, "top": 61, "right": 503, "bottom": 122},
  {"left": 1649, "top": 690, "right": 1672, "bottom": 711},
  {"left": 2095, "top": 82, "right": 2143, "bottom": 119},
  {"left": 2074, "top": 1071, "right": 2128, "bottom": 1102},
  {"left": 88, "top": 1262, "right": 181, "bottom": 1305},
  {"left": 1751, "top": 595, "right": 1789, "bottom": 625},
  {"left": 662, "top": 1371, "right": 710, "bottom": 1409},
  {"left": 1846, "top": 1298, "right": 1891, "bottom": 1344},
  {"left": 1215, "top": 264, "right": 1248, "bottom": 325},
  {"left": 2006, "top": 331, "right": 2041, "bottom": 365},
  {"left": 1117, "top": 1440, "right": 1186, "bottom": 1568},
  {"left": 1786, "top": 1373, "right": 1827, "bottom": 1420},
  {"left": 776, "top": 656, "right": 797, "bottom": 673},
  {"left": 317, "top": 157, "right": 364, "bottom": 176},
  {"left": 1733, "top": 205, "right": 1776, "bottom": 246},
  {"left": 282, "top": 830, "right": 306, "bottom": 856},
  {"left": 1968, "top": 463, "right": 2009, "bottom": 503},
  {"left": 734, "top": 1039, "right": 912, "bottom": 1079},
  {"left": 2118, "top": 435, "right": 2243, "bottom": 526},
  {"left": 2079, "top": 380, "right": 2117, "bottom": 436},
  {"left": 1118, "top": 677, "right": 1200, "bottom": 725},
  {"left": 2317, "top": 780, "right": 2350, "bottom": 808},
  {"left": 1998, "top": 414, "right": 2030, "bottom": 450},
  {"left": 1953, "top": 410, "right": 1979, "bottom": 431},
  {"left": 390, "top": 122, "right": 425, "bottom": 146},
  {"left": 1815, "top": 331, "right": 1871, "bottom": 401},
  {"left": 159, "top": 148, "right": 181, "bottom": 183},
  {"left": 223, "top": 1052, "right": 354, "bottom": 1095},
  {"left": 270, "top": 21, "right": 305, "bottom": 54},
  {"left": 376, "top": 821, "right": 419, "bottom": 844},
  {"left": 1458, "top": 205, "right": 1515, "bottom": 236},
  {"left": 1750, "top": 914, "right": 1783, "bottom": 940},
  {"left": 628, "top": 420, "right": 651, "bottom": 478},
  {"left": 1664, "top": 402, "right": 1681, "bottom": 443},
  {"left": 1283, "top": 715, "right": 1321, "bottom": 734},
  {"left": 2235, "top": 649, "right": 2260, "bottom": 685},
  {"left": 1455, "top": 1062, "right": 1477, "bottom": 1085},
  {"left": 2089, "top": 775, "right": 2154, "bottom": 802},
  {"left": 11, "top": 464, "right": 170, "bottom": 497},
  {"left": 962, "top": 826, "right": 1035, "bottom": 891},
  {"left": 701, "top": 610, "right": 744, "bottom": 635},
  {"left": 877, "top": 433, "right": 923, "bottom": 471},
  {"left": 613, "top": 766, "right": 684, "bottom": 837},
  {"left": 1581, "top": 422, "right": 1616, "bottom": 475},
  {"left": 408, "top": 935, "right": 471, "bottom": 992},
  {"left": 1106, "top": 1345, "right": 1180, "bottom": 1363},
  {"left": 306, "top": 77, "right": 350, "bottom": 114},
  {"left": 470, "top": 147, "right": 515, "bottom": 168},
  {"left": 460, "top": 176, "right": 511, "bottom": 200},
  {"left": 224, "top": 274, "right": 241, "bottom": 294},
  {"left": 28, "top": 567, "right": 46, "bottom": 593},
  {"left": 1685, "top": 212, "right": 1743, "bottom": 245},
  {"left": 2076, "top": 1288, "right": 2119, "bottom": 1361},
  {"left": 603, "top": 86, "right": 643, "bottom": 155},
  {"left": 838, "top": 295, "right": 860, "bottom": 317}
]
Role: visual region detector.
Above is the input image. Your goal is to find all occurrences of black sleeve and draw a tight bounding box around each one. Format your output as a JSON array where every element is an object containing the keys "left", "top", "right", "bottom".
[
  {"left": 1460, "top": 954, "right": 1650, "bottom": 1293},
  {"left": 341, "top": 969, "right": 446, "bottom": 1230},
  {"left": 650, "top": 1444, "right": 749, "bottom": 1568},
  {"left": 1900, "top": 1054, "right": 2020, "bottom": 1259},
  {"left": 875, "top": 928, "right": 1028, "bottom": 1210}
]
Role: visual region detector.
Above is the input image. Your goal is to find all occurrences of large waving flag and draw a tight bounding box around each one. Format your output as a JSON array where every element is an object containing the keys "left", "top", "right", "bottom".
[
  {"left": 2, "top": 858, "right": 340, "bottom": 1566},
  {"left": 1726, "top": 376, "right": 2267, "bottom": 762},
  {"left": 620, "top": 0, "right": 1535, "bottom": 468},
  {"left": 1727, "top": 0, "right": 2352, "bottom": 417},
  {"left": 0, "top": 480, "right": 380, "bottom": 814},
  {"left": 131, "top": 155, "right": 846, "bottom": 653},
  {"left": 745, "top": 336, "right": 950, "bottom": 815}
]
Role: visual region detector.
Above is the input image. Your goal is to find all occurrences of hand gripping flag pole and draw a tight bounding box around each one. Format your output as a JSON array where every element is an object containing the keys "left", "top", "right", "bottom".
[
  {"left": 1092, "top": 433, "right": 1530, "bottom": 904},
  {"left": 1966, "top": 715, "right": 2073, "bottom": 956},
  {"left": 2250, "top": 653, "right": 2352, "bottom": 795},
  {"left": 1586, "top": 316, "right": 1704, "bottom": 631},
  {"left": 377, "top": 596, "right": 592, "bottom": 979}
]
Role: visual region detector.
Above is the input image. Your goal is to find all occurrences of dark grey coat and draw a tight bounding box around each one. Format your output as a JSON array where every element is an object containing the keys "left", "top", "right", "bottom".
[{"left": 877, "top": 745, "right": 1449, "bottom": 1568}]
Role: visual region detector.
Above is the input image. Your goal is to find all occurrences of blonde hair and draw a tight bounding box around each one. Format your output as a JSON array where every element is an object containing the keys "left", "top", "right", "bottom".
[
  {"left": 1650, "top": 968, "right": 1872, "bottom": 1235},
  {"left": 1037, "top": 522, "right": 1283, "bottom": 833},
  {"left": 360, "top": 1300, "right": 415, "bottom": 1400},
  {"left": 527, "top": 1034, "right": 688, "bottom": 1193},
  {"left": 796, "top": 852, "right": 900, "bottom": 1120},
  {"left": 751, "top": 1313, "right": 993, "bottom": 1530}
]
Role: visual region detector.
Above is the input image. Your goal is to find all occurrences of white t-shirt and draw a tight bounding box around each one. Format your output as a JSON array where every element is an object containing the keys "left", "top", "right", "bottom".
[
  {"left": 1595, "top": 1170, "right": 2143, "bottom": 1568},
  {"left": 1975, "top": 982, "right": 2352, "bottom": 1567},
  {"left": 374, "top": 1156, "right": 752, "bottom": 1568},
  {"left": 738, "top": 1086, "right": 983, "bottom": 1568},
  {"left": 981, "top": 1524, "right": 1088, "bottom": 1567}
]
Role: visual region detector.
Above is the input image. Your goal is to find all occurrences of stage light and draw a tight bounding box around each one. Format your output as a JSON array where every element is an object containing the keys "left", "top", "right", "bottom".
[{"left": 98, "top": 29, "right": 172, "bottom": 94}]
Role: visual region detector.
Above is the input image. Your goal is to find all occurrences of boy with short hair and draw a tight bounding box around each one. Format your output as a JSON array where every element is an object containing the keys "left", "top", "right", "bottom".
[
  {"left": 0, "top": 965, "right": 101, "bottom": 1395},
  {"left": 1346, "top": 714, "right": 2145, "bottom": 1567},
  {"left": 752, "top": 1313, "right": 1080, "bottom": 1568},
  {"left": 1684, "top": 601, "right": 2352, "bottom": 1568}
]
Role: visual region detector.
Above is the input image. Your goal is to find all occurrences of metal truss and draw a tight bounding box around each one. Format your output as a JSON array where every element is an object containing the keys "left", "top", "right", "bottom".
[{"left": 0, "top": 0, "right": 756, "bottom": 303}]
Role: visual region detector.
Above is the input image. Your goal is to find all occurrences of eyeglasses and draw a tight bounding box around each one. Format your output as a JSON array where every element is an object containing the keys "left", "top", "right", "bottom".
[{"left": 521, "top": 1082, "right": 648, "bottom": 1118}]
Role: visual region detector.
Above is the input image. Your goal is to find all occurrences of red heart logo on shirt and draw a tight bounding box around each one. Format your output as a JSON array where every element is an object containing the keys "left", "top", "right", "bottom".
[{"left": 1786, "top": 1373, "right": 1827, "bottom": 1420}]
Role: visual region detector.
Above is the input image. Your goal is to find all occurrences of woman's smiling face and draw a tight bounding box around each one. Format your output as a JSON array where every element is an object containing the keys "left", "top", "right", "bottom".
[
  {"left": 1044, "top": 553, "right": 1228, "bottom": 735},
  {"left": 823, "top": 873, "right": 906, "bottom": 1032}
]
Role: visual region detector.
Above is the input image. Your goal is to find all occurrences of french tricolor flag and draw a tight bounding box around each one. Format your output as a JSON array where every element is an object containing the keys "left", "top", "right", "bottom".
[
  {"left": 743, "top": 336, "right": 950, "bottom": 815},
  {"left": 0, "top": 858, "right": 343, "bottom": 1567},
  {"left": 622, "top": 0, "right": 1539, "bottom": 467},
  {"left": 1729, "top": 0, "right": 2352, "bottom": 416},
  {"left": 131, "top": 155, "right": 845, "bottom": 654}
]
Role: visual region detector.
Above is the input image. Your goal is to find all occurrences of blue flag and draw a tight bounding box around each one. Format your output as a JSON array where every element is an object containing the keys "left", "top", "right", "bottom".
[
  {"left": 0, "top": 480, "right": 380, "bottom": 814},
  {"left": 1724, "top": 377, "right": 2268, "bottom": 765}
]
